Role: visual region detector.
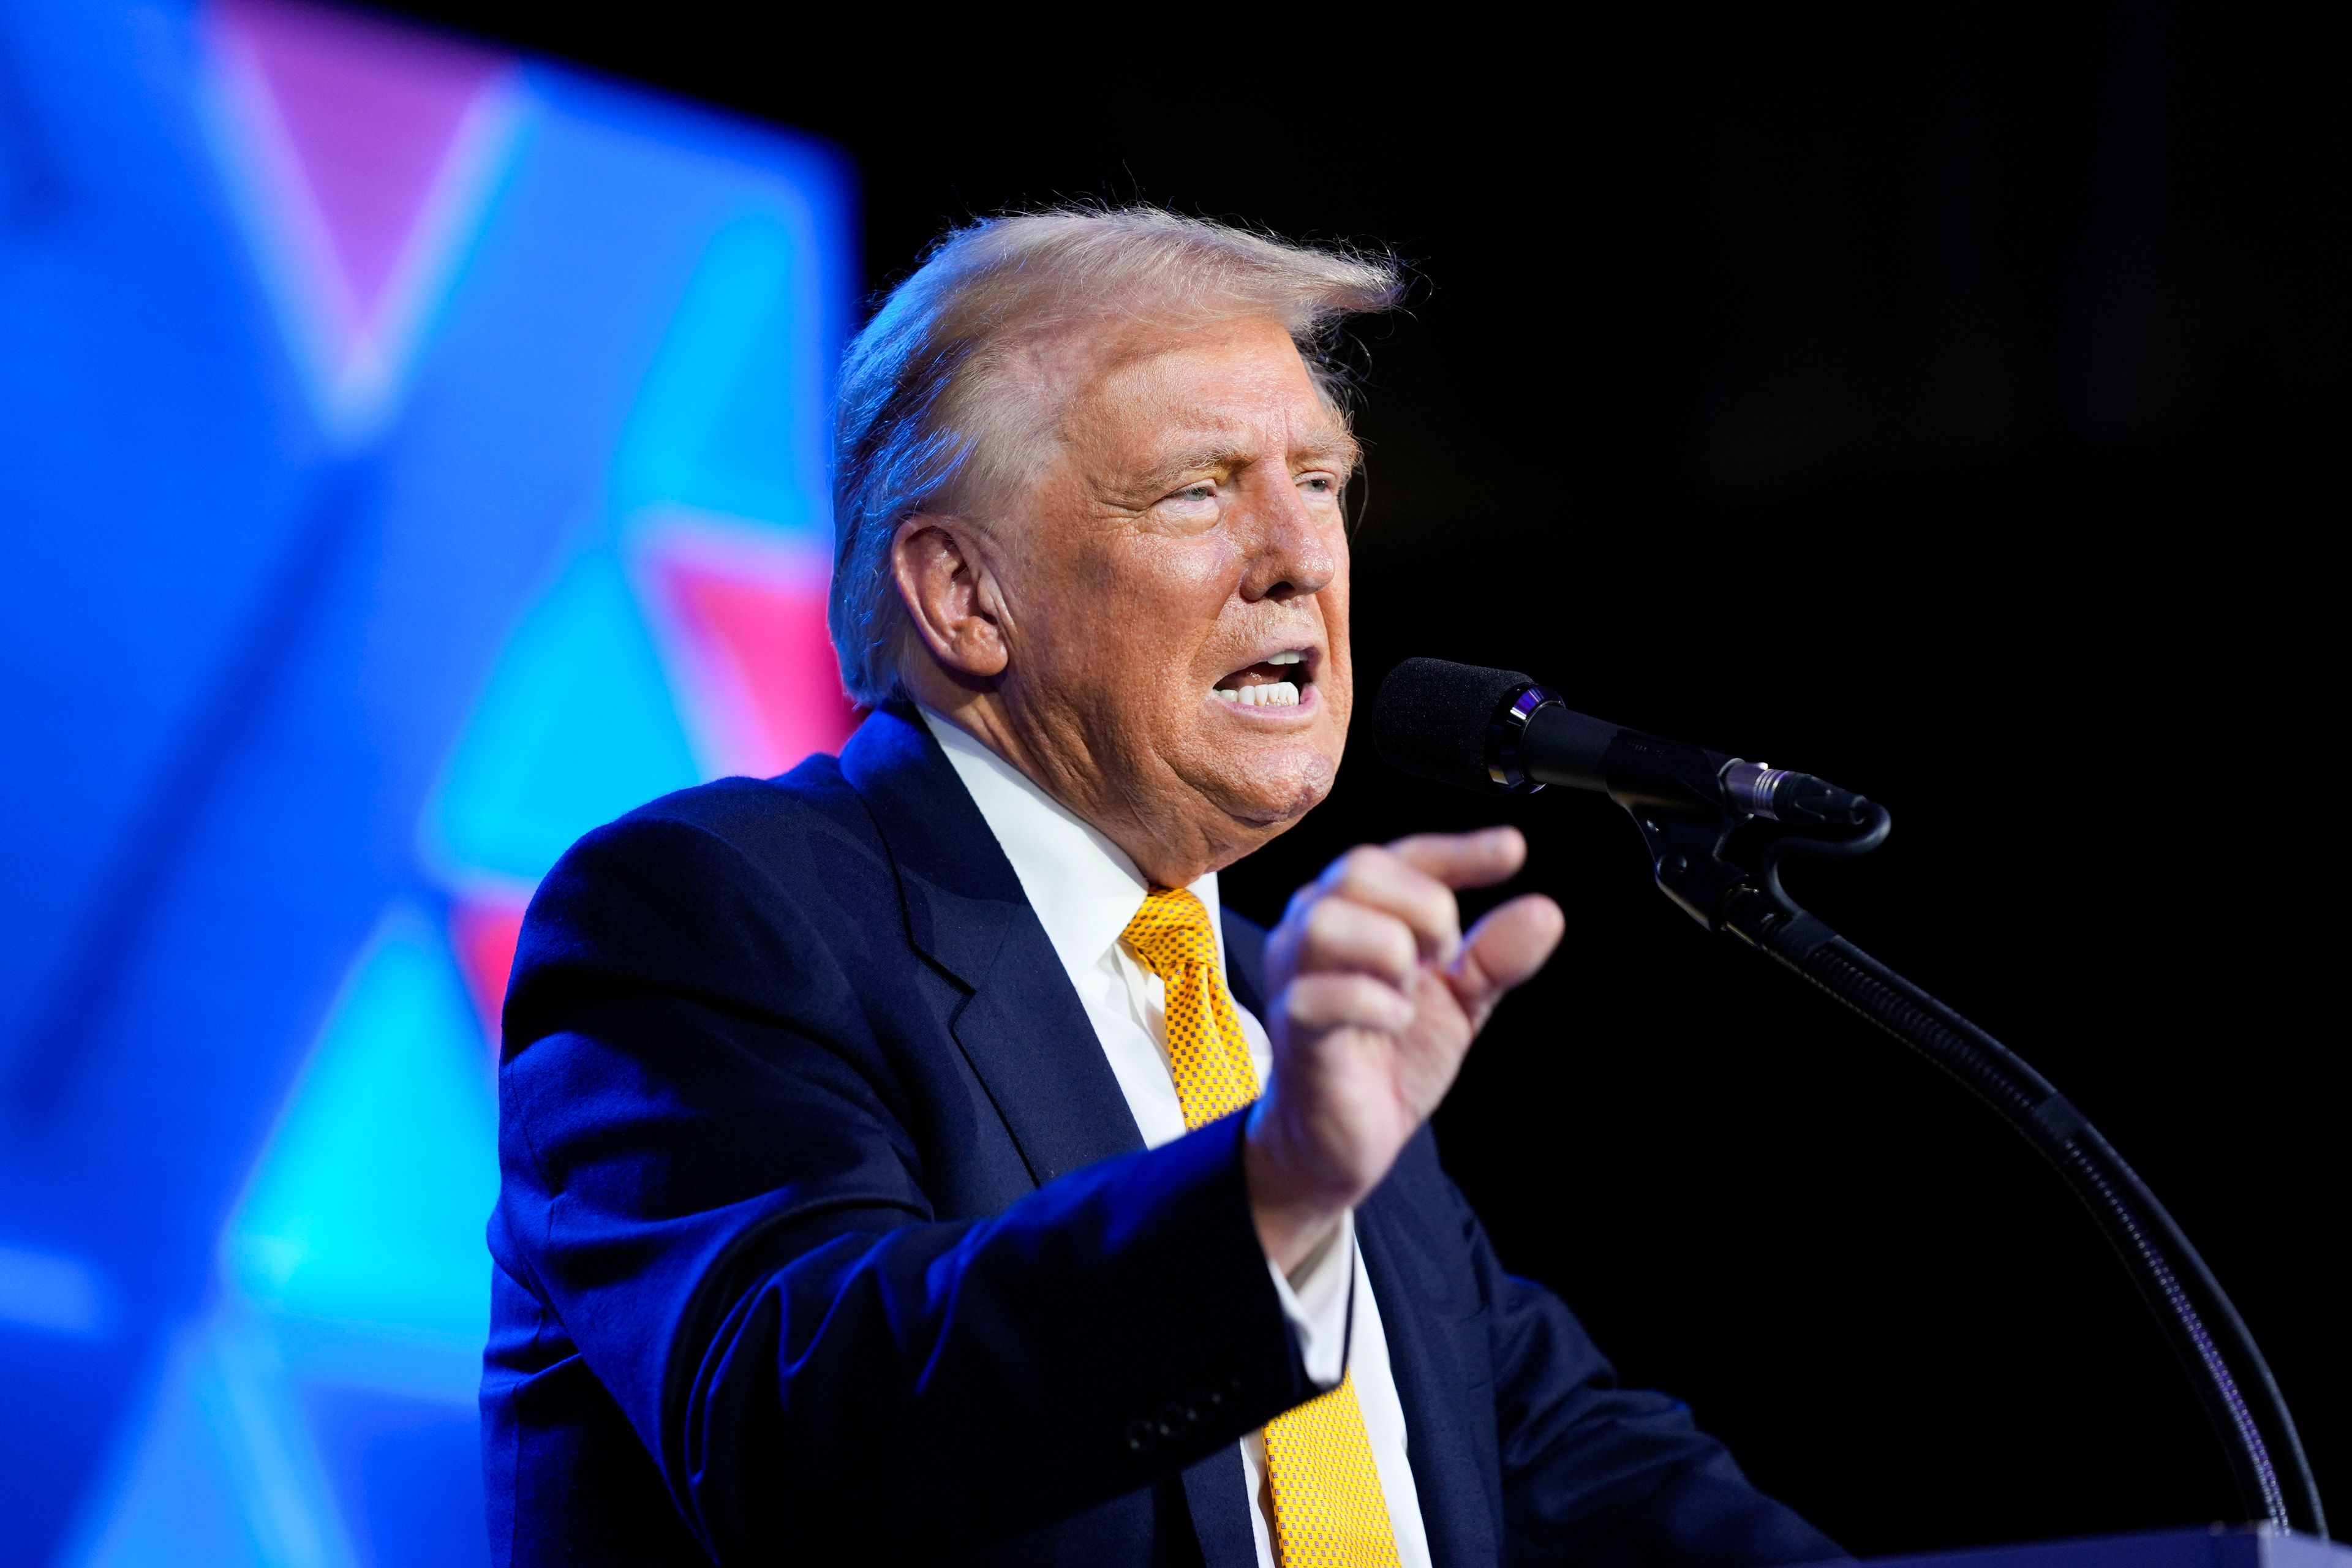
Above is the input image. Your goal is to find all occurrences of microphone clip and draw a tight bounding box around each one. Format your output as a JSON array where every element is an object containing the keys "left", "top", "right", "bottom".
[{"left": 1596, "top": 726, "right": 1891, "bottom": 937}]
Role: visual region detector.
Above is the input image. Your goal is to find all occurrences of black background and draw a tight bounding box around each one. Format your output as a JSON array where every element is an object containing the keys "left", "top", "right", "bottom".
[{"left": 387, "top": 2, "right": 2342, "bottom": 1556}]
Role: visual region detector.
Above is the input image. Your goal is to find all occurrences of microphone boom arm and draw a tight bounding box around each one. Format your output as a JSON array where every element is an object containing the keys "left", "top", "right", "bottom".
[{"left": 1550, "top": 690, "right": 2324, "bottom": 1537}]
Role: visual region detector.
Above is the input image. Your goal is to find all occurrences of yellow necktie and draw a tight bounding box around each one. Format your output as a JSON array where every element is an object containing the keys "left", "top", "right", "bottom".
[{"left": 1121, "top": 888, "right": 1402, "bottom": 1568}]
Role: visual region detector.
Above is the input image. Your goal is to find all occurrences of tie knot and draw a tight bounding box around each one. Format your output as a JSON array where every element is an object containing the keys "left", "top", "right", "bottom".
[{"left": 1121, "top": 886, "right": 1219, "bottom": 978}]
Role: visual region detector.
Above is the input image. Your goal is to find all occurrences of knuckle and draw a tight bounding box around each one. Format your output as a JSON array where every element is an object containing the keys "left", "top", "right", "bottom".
[
  {"left": 1282, "top": 977, "right": 1335, "bottom": 1025},
  {"left": 1284, "top": 973, "right": 1390, "bottom": 1028},
  {"left": 1303, "top": 902, "right": 1417, "bottom": 978},
  {"left": 1406, "top": 861, "right": 1453, "bottom": 903},
  {"left": 1336, "top": 974, "right": 1406, "bottom": 1023},
  {"left": 1303, "top": 897, "right": 1352, "bottom": 940},
  {"left": 1275, "top": 890, "right": 1317, "bottom": 951},
  {"left": 1389, "top": 864, "right": 1444, "bottom": 912}
]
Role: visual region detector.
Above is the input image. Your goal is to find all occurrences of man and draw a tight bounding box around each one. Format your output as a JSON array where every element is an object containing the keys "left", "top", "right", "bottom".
[{"left": 483, "top": 209, "right": 1844, "bottom": 1567}]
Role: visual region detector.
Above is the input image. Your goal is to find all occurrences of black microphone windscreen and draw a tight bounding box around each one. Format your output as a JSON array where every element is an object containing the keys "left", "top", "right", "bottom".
[{"left": 1371, "top": 658, "right": 1533, "bottom": 790}]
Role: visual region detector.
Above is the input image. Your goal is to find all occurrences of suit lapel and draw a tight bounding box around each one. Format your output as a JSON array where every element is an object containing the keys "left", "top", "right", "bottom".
[
  {"left": 848, "top": 709, "right": 1281, "bottom": 1566},
  {"left": 1178, "top": 1448, "right": 1260, "bottom": 1568},
  {"left": 840, "top": 706, "right": 1144, "bottom": 1185},
  {"left": 1357, "top": 1166, "right": 1502, "bottom": 1568}
]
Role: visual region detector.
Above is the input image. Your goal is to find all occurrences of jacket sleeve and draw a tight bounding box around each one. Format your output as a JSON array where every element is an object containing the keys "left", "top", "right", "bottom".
[
  {"left": 492, "top": 808, "right": 1314, "bottom": 1562},
  {"left": 1458, "top": 1182, "right": 1849, "bottom": 1567}
]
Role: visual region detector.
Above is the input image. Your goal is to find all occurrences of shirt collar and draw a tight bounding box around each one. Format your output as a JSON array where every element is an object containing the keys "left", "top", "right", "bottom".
[{"left": 917, "top": 704, "right": 1224, "bottom": 981}]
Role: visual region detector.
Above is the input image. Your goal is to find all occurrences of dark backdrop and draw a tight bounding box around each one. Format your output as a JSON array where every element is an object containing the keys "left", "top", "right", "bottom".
[{"left": 384, "top": 3, "right": 2343, "bottom": 1556}]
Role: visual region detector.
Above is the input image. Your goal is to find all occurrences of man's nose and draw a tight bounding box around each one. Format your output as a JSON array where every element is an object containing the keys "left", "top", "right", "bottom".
[{"left": 1236, "top": 480, "right": 1338, "bottom": 603}]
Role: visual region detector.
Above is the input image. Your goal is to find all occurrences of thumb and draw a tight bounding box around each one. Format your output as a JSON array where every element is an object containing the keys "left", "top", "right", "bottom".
[{"left": 1446, "top": 894, "right": 1564, "bottom": 1023}]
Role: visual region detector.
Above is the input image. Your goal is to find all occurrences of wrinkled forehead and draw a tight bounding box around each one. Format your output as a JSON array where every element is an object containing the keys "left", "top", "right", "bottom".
[
  {"left": 952, "top": 312, "right": 1354, "bottom": 521},
  {"left": 1049, "top": 315, "right": 1354, "bottom": 460}
]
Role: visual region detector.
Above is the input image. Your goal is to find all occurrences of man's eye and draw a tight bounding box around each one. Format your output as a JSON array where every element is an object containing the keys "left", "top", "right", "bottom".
[
  {"left": 1173, "top": 484, "right": 1215, "bottom": 503},
  {"left": 1300, "top": 475, "right": 1336, "bottom": 494}
]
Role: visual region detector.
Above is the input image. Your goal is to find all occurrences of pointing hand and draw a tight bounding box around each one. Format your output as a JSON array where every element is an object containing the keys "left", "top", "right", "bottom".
[{"left": 1245, "top": 827, "right": 1564, "bottom": 1272}]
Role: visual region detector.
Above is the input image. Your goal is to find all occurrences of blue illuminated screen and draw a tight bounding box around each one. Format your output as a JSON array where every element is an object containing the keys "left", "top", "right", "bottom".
[{"left": 0, "top": 3, "right": 856, "bottom": 1562}]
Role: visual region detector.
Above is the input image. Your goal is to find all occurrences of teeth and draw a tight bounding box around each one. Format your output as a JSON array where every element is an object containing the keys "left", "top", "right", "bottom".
[
  {"left": 1266, "top": 650, "right": 1304, "bottom": 666},
  {"left": 1212, "top": 681, "right": 1301, "bottom": 707}
]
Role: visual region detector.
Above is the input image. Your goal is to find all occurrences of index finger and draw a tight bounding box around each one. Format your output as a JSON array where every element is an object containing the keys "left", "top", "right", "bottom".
[{"left": 1385, "top": 826, "right": 1529, "bottom": 892}]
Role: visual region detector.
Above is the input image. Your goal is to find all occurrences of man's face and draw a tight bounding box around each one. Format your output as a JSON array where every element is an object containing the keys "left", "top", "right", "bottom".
[{"left": 982, "top": 314, "right": 1356, "bottom": 881}]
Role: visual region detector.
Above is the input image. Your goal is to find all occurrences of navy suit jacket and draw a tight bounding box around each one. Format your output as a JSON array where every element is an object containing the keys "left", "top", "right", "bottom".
[{"left": 481, "top": 704, "right": 1845, "bottom": 1567}]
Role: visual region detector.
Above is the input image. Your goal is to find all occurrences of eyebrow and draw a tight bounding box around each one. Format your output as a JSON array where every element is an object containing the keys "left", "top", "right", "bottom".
[{"left": 1132, "top": 431, "right": 1363, "bottom": 493}]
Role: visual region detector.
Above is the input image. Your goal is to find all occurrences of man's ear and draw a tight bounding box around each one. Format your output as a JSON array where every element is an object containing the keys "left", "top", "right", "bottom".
[{"left": 891, "top": 515, "right": 1010, "bottom": 680}]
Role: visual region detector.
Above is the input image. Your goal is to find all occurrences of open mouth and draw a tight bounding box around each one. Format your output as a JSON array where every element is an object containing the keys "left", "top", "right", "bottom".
[{"left": 1212, "top": 649, "right": 1312, "bottom": 709}]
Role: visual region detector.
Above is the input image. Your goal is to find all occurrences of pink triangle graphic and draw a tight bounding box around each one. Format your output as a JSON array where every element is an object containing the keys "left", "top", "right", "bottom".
[
  {"left": 636, "top": 519, "right": 860, "bottom": 780},
  {"left": 205, "top": 0, "right": 519, "bottom": 431},
  {"left": 450, "top": 895, "right": 527, "bottom": 1054}
]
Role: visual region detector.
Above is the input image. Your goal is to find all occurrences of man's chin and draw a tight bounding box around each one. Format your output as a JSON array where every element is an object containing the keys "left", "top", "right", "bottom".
[{"left": 1191, "top": 748, "right": 1338, "bottom": 840}]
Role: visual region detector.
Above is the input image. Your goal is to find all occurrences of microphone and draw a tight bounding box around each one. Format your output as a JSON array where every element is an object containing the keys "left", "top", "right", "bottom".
[
  {"left": 1368, "top": 663, "right": 2329, "bottom": 1539},
  {"left": 1370, "top": 657, "right": 1871, "bottom": 828}
]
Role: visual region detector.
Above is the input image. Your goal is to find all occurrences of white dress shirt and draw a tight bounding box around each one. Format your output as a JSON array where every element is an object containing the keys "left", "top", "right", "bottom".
[{"left": 919, "top": 707, "right": 1433, "bottom": 1568}]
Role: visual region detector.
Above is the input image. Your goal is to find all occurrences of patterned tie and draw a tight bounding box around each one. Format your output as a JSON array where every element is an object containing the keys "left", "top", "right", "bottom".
[{"left": 1121, "top": 888, "right": 1402, "bottom": 1568}]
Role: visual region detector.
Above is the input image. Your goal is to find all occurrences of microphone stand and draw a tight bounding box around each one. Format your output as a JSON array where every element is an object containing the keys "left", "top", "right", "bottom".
[{"left": 1599, "top": 730, "right": 2326, "bottom": 1539}]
